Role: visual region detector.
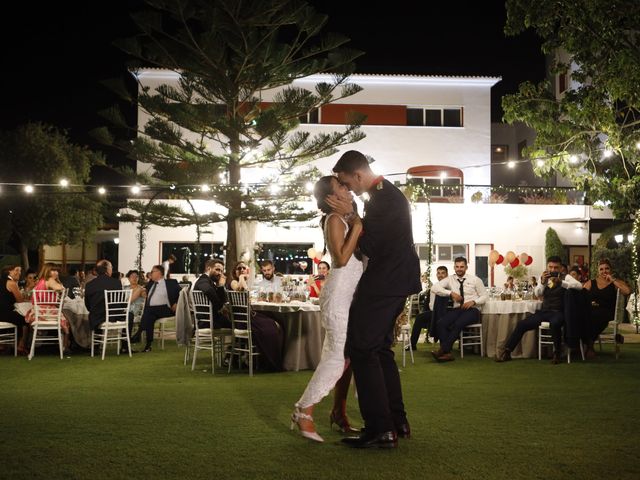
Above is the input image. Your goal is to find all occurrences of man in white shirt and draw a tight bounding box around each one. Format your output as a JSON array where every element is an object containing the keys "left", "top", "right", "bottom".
[
  {"left": 408, "top": 266, "right": 448, "bottom": 351},
  {"left": 496, "top": 255, "right": 583, "bottom": 364},
  {"left": 430, "top": 257, "right": 487, "bottom": 362},
  {"left": 253, "top": 260, "right": 282, "bottom": 290}
]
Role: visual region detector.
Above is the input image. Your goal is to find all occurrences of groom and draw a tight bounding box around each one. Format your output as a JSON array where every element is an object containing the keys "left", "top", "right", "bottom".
[{"left": 328, "top": 150, "right": 421, "bottom": 449}]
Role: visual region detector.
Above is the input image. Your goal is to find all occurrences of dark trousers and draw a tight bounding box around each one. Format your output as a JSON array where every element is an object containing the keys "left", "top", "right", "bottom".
[
  {"left": 410, "top": 311, "right": 431, "bottom": 348},
  {"left": 436, "top": 308, "right": 480, "bottom": 353},
  {"left": 506, "top": 310, "right": 564, "bottom": 353},
  {"left": 346, "top": 294, "right": 408, "bottom": 434},
  {"left": 139, "top": 305, "right": 173, "bottom": 346}
]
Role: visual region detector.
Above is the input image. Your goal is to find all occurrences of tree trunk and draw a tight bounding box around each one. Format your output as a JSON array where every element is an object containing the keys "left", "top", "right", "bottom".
[
  {"left": 19, "top": 242, "right": 29, "bottom": 271},
  {"left": 61, "top": 242, "right": 68, "bottom": 273},
  {"left": 38, "top": 245, "right": 45, "bottom": 271}
]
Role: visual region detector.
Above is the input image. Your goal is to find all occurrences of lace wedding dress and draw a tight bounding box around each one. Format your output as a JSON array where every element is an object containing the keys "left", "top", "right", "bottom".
[{"left": 296, "top": 214, "right": 363, "bottom": 408}]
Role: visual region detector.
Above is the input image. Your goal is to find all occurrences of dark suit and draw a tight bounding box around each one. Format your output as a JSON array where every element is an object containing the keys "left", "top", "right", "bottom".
[
  {"left": 346, "top": 178, "right": 421, "bottom": 434},
  {"left": 194, "top": 274, "right": 231, "bottom": 328},
  {"left": 62, "top": 275, "right": 81, "bottom": 299},
  {"left": 84, "top": 274, "right": 125, "bottom": 330},
  {"left": 138, "top": 278, "right": 182, "bottom": 346}
]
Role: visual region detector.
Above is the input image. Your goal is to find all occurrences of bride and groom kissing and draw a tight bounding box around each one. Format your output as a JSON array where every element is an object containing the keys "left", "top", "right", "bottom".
[{"left": 291, "top": 150, "right": 421, "bottom": 449}]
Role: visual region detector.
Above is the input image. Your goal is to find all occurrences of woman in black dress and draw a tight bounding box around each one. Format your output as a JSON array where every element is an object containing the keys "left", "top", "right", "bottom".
[
  {"left": 583, "top": 258, "right": 631, "bottom": 359},
  {"left": 0, "top": 265, "right": 29, "bottom": 355}
]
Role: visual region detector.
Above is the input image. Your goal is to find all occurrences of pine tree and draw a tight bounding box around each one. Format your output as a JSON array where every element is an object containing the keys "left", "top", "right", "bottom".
[{"left": 94, "top": 0, "right": 366, "bottom": 271}]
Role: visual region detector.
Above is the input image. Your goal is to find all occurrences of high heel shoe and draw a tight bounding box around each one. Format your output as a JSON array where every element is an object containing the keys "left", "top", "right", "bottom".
[
  {"left": 290, "top": 407, "right": 324, "bottom": 443},
  {"left": 329, "top": 411, "right": 359, "bottom": 434}
]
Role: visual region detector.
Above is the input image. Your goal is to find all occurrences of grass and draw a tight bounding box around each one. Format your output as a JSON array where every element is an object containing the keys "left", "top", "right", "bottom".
[{"left": 0, "top": 341, "right": 639, "bottom": 480}]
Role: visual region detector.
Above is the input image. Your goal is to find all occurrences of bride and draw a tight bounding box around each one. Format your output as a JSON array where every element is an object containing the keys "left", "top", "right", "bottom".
[{"left": 290, "top": 175, "right": 363, "bottom": 442}]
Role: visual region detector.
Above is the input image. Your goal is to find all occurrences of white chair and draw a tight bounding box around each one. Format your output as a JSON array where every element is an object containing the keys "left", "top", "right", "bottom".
[
  {"left": 0, "top": 321, "right": 17, "bottom": 356},
  {"left": 459, "top": 323, "right": 483, "bottom": 358},
  {"left": 399, "top": 323, "right": 414, "bottom": 367},
  {"left": 91, "top": 289, "right": 132, "bottom": 360},
  {"left": 29, "top": 289, "right": 65, "bottom": 360},
  {"left": 155, "top": 315, "right": 176, "bottom": 350},
  {"left": 538, "top": 322, "right": 584, "bottom": 363},
  {"left": 189, "top": 290, "right": 232, "bottom": 374},
  {"left": 597, "top": 289, "right": 626, "bottom": 359},
  {"left": 226, "top": 290, "right": 260, "bottom": 376}
]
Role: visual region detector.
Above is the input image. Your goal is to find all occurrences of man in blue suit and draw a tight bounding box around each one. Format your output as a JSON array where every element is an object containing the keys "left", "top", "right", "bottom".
[
  {"left": 329, "top": 150, "right": 421, "bottom": 449},
  {"left": 131, "top": 264, "right": 181, "bottom": 352}
]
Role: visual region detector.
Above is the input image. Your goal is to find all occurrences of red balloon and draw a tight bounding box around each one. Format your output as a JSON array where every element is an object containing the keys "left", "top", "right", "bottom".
[
  {"left": 313, "top": 257, "right": 321, "bottom": 265},
  {"left": 496, "top": 254, "right": 504, "bottom": 265},
  {"left": 524, "top": 256, "right": 533, "bottom": 266},
  {"left": 510, "top": 258, "right": 520, "bottom": 268}
]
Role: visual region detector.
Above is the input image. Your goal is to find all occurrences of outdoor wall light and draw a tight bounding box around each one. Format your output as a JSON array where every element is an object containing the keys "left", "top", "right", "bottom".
[
  {"left": 615, "top": 234, "right": 624, "bottom": 244},
  {"left": 113, "top": 238, "right": 120, "bottom": 245}
]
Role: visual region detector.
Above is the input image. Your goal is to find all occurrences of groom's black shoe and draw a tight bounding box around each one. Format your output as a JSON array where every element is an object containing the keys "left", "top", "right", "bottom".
[
  {"left": 396, "top": 423, "right": 411, "bottom": 439},
  {"left": 341, "top": 430, "right": 398, "bottom": 449}
]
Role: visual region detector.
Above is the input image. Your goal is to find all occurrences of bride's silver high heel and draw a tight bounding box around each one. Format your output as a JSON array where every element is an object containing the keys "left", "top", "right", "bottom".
[{"left": 290, "top": 407, "right": 324, "bottom": 443}]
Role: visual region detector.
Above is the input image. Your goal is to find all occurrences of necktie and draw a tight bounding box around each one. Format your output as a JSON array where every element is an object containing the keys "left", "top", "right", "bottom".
[
  {"left": 147, "top": 282, "right": 158, "bottom": 303},
  {"left": 457, "top": 278, "right": 465, "bottom": 303}
]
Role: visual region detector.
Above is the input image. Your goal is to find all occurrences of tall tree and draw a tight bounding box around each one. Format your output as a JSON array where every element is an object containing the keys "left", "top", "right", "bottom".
[
  {"left": 502, "top": 0, "right": 640, "bottom": 219},
  {"left": 0, "top": 123, "right": 105, "bottom": 269},
  {"left": 95, "top": 0, "right": 365, "bottom": 270}
]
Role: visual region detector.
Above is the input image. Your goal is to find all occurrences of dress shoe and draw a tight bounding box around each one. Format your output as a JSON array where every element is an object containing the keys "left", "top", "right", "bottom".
[
  {"left": 434, "top": 352, "right": 454, "bottom": 362},
  {"left": 341, "top": 430, "right": 397, "bottom": 449},
  {"left": 120, "top": 347, "right": 137, "bottom": 354},
  {"left": 431, "top": 349, "right": 443, "bottom": 361},
  {"left": 130, "top": 332, "right": 142, "bottom": 344},
  {"left": 550, "top": 352, "right": 561, "bottom": 364},
  {"left": 142, "top": 345, "right": 152, "bottom": 353},
  {"left": 396, "top": 423, "right": 411, "bottom": 439},
  {"left": 495, "top": 348, "right": 512, "bottom": 363},
  {"left": 584, "top": 347, "right": 596, "bottom": 360}
]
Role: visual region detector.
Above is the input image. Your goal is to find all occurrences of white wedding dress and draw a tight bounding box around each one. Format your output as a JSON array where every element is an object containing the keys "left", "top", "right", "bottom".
[{"left": 296, "top": 214, "right": 363, "bottom": 408}]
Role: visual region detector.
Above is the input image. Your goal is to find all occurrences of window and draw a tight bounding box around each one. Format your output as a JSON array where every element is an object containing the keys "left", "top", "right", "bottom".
[
  {"left": 258, "top": 243, "right": 314, "bottom": 275},
  {"left": 407, "top": 107, "right": 463, "bottom": 127},
  {"left": 436, "top": 244, "right": 468, "bottom": 262},
  {"left": 558, "top": 72, "right": 567, "bottom": 94},
  {"left": 298, "top": 107, "right": 320, "bottom": 124},
  {"left": 517, "top": 140, "right": 527, "bottom": 160},
  {"left": 160, "top": 242, "right": 224, "bottom": 275}
]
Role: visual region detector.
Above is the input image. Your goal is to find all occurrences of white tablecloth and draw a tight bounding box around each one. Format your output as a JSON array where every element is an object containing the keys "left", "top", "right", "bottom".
[
  {"left": 251, "top": 301, "right": 320, "bottom": 313},
  {"left": 482, "top": 300, "right": 542, "bottom": 315}
]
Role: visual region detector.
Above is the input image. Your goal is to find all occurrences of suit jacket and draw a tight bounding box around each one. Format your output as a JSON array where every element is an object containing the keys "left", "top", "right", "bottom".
[
  {"left": 84, "top": 274, "right": 124, "bottom": 330},
  {"left": 193, "top": 274, "right": 227, "bottom": 312},
  {"left": 358, "top": 178, "right": 421, "bottom": 297},
  {"left": 61, "top": 276, "right": 81, "bottom": 298},
  {"left": 145, "top": 278, "right": 181, "bottom": 309}
]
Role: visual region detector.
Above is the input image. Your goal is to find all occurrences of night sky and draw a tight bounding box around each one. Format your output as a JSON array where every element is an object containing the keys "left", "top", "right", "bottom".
[{"left": 2, "top": 0, "right": 545, "bottom": 168}]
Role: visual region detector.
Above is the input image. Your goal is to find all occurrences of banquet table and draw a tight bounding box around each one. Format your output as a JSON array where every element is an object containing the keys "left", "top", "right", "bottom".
[
  {"left": 481, "top": 299, "right": 543, "bottom": 358},
  {"left": 251, "top": 301, "right": 322, "bottom": 371},
  {"left": 15, "top": 297, "right": 91, "bottom": 349}
]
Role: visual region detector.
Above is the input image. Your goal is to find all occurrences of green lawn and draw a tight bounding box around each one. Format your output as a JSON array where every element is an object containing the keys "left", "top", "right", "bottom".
[{"left": 1, "top": 342, "right": 638, "bottom": 480}]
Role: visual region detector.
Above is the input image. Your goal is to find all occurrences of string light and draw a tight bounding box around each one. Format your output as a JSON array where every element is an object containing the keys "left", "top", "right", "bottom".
[
  {"left": 24, "top": 185, "right": 34, "bottom": 193},
  {"left": 507, "top": 161, "right": 515, "bottom": 169},
  {"left": 131, "top": 185, "right": 141, "bottom": 195},
  {"left": 59, "top": 179, "right": 69, "bottom": 187},
  {"left": 201, "top": 184, "right": 210, "bottom": 192},
  {"left": 98, "top": 187, "right": 106, "bottom": 195}
]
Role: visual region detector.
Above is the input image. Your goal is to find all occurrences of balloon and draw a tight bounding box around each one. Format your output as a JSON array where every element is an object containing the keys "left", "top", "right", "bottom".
[
  {"left": 489, "top": 250, "right": 500, "bottom": 263},
  {"left": 313, "top": 257, "right": 321, "bottom": 265},
  {"left": 524, "top": 256, "right": 533, "bottom": 266},
  {"left": 315, "top": 251, "right": 323, "bottom": 261},
  {"left": 496, "top": 254, "right": 504, "bottom": 265},
  {"left": 505, "top": 251, "right": 516, "bottom": 263},
  {"left": 489, "top": 259, "right": 496, "bottom": 268},
  {"left": 307, "top": 247, "right": 317, "bottom": 258},
  {"left": 519, "top": 253, "right": 529, "bottom": 265},
  {"left": 510, "top": 258, "right": 520, "bottom": 268}
]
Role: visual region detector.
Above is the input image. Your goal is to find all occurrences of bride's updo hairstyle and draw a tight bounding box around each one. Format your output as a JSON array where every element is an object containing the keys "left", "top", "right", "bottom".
[{"left": 314, "top": 176, "right": 335, "bottom": 234}]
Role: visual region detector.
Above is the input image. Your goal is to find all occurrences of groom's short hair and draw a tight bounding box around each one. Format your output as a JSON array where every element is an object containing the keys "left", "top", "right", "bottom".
[{"left": 333, "top": 150, "right": 369, "bottom": 174}]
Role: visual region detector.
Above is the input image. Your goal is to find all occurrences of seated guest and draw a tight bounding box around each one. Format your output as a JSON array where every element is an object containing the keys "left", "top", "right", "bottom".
[
  {"left": 194, "top": 258, "right": 231, "bottom": 329},
  {"left": 0, "top": 265, "right": 29, "bottom": 355},
  {"left": 84, "top": 260, "right": 132, "bottom": 353},
  {"left": 496, "top": 255, "right": 583, "bottom": 364},
  {"left": 228, "top": 260, "right": 283, "bottom": 371},
  {"left": 229, "top": 261, "right": 251, "bottom": 292},
  {"left": 254, "top": 260, "right": 282, "bottom": 290},
  {"left": 27, "top": 263, "right": 71, "bottom": 354},
  {"left": 430, "top": 257, "right": 487, "bottom": 362},
  {"left": 529, "top": 276, "right": 538, "bottom": 289},
  {"left": 582, "top": 258, "right": 631, "bottom": 359},
  {"left": 124, "top": 270, "right": 146, "bottom": 324},
  {"left": 23, "top": 269, "right": 37, "bottom": 296},
  {"left": 309, "top": 261, "right": 330, "bottom": 298},
  {"left": 504, "top": 276, "right": 515, "bottom": 290},
  {"left": 84, "top": 265, "right": 97, "bottom": 285},
  {"left": 408, "top": 265, "right": 448, "bottom": 351},
  {"left": 568, "top": 266, "right": 582, "bottom": 282},
  {"left": 62, "top": 267, "right": 81, "bottom": 298},
  {"left": 131, "top": 264, "right": 181, "bottom": 352}
]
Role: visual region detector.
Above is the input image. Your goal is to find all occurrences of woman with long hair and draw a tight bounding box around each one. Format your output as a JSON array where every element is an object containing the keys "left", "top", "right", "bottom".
[
  {"left": 0, "top": 265, "right": 29, "bottom": 355},
  {"left": 290, "top": 176, "right": 363, "bottom": 442}
]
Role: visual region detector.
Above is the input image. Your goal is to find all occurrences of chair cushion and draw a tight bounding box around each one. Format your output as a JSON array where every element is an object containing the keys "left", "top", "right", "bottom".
[{"left": 0, "top": 322, "right": 17, "bottom": 329}]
